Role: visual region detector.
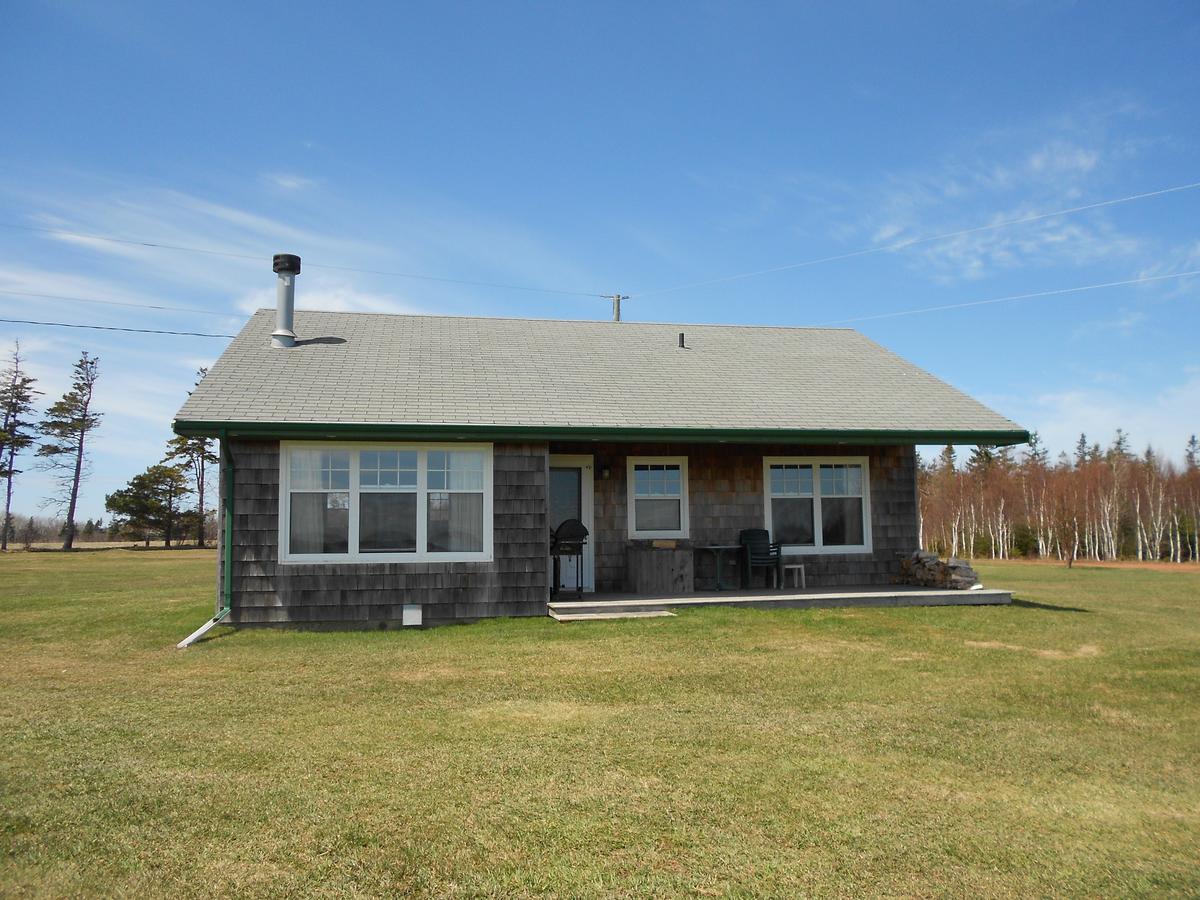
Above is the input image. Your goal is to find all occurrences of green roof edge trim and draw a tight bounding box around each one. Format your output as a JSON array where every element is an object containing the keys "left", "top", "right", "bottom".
[{"left": 173, "top": 419, "right": 1030, "bottom": 446}]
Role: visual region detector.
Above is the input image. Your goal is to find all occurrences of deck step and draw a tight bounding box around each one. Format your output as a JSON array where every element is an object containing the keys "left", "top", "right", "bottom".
[
  {"left": 548, "top": 608, "right": 677, "bottom": 622},
  {"left": 548, "top": 588, "right": 1012, "bottom": 619}
]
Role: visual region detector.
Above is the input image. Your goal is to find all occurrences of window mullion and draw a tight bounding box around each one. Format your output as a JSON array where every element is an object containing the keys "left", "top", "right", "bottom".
[
  {"left": 416, "top": 449, "right": 428, "bottom": 560},
  {"left": 349, "top": 451, "right": 361, "bottom": 557},
  {"left": 283, "top": 449, "right": 291, "bottom": 558},
  {"left": 813, "top": 480, "right": 823, "bottom": 550}
]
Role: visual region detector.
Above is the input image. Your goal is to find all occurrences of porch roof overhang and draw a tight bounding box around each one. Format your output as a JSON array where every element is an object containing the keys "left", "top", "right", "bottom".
[{"left": 172, "top": 419, "right": 1030, "bottom": 446}]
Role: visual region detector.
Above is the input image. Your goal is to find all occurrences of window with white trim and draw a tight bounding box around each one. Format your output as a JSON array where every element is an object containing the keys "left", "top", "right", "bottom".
[
  {"left": 280, "top": 443, "right": 492, "bottom": 563},
  {"left": 763, "top": 457, "right": 871, "bottom": 554},
  {"left": 627, "top": 456, "right": 689, "bottom": 538}
]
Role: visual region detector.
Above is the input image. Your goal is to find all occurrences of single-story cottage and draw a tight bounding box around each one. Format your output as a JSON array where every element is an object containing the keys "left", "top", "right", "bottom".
[{"left": 173, "top": 255, "right": 1027, "bottom": 635}]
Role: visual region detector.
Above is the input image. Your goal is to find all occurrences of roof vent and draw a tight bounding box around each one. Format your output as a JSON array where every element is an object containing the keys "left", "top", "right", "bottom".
[
  {"left": 271, "top": 253, "right": 301, "bottom": 349},
  {"left": 678, "top": 332, "right": 686, "bottom": 349}
]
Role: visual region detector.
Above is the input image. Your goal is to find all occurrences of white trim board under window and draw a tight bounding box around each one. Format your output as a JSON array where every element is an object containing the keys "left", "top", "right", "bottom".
[
  {"left": 762, "top": 456, "right": 872, "bottom": 555},
  {"left": 627, "top": 456, "right": 690, "bottom": 539},
  {"left": 278, "top": 441, "right": 494, "bottom": 564}
]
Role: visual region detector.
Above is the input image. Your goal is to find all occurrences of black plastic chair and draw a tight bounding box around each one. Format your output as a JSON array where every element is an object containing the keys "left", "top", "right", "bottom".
[{"left": 739, "top": 528, "right": 782, "bottom": 589}]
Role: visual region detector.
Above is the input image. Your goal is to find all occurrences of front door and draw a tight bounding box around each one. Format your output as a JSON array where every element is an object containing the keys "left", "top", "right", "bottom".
[{"left": 549, "top": 454, "right": 595, "bottom": 592}]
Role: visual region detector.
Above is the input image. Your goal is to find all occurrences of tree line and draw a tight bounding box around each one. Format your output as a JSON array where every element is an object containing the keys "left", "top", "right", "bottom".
[
  {"left": 919, "top": 430, "right": 1200, "bottom": 564},
  {"left": 0, "top": 343, "right": 216, "bottom": 551}
]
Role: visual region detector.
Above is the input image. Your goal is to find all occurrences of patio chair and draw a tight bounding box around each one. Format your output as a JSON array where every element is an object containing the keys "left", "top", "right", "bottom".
[{"left": 739, "top": 528, "right": 782, "bottom": 589}]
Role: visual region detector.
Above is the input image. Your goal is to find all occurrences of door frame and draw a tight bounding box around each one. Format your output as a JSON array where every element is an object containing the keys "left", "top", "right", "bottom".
[{"left": 548, "top": 454, "right": 595, "bottom": 592}]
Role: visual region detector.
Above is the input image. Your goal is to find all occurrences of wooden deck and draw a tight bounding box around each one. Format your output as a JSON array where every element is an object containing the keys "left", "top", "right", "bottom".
[{"left": 548, "top": 584, "right": 1012, "bottom": 621}]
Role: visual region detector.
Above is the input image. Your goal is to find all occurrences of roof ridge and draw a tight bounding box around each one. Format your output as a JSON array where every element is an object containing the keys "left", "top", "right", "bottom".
[{"left": 251, "top": 308, "right": 856, "bottom": 332}]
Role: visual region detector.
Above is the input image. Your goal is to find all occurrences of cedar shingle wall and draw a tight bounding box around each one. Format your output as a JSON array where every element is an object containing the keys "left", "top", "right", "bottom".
[
  {"left": 218, "top": 439, "right": 549, "bottom": 626},
  {"left": 551, "top": 442, "right": 918, "bottom": 590}
]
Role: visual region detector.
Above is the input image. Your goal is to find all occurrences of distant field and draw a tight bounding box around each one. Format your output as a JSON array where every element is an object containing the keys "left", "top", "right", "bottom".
[
  {"left": 23, "top": 541, "right": 209, "bottom": 551},
  {"left": 0, "top": 551, "right": 1197, "bottom": 897}
]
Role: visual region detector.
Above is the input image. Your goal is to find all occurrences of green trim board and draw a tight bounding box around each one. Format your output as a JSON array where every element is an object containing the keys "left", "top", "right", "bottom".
[
  {"left": 220, "top": 433, "right": 233, "bottom": 616},
  {"left": 175, "top": 419, "right": 1029, "bottom": 446}
]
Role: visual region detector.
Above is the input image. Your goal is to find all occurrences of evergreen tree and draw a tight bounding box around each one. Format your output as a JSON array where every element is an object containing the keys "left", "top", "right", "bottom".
[
  {"left": 105, "top": 464, "right": 192, "bottom": 547},
  {"left": 1186, "top": 435, "right": 1199, "bottom": 473},
  {"left": 995, "top": 445, "right": 1016, "bottom": 473},
  {"left": 1074, "top": 433, "right": 1089, "bottom": 468},
  {"left": 19, "top": 516, "right": 35, "bottom": 550},
  {"left": 0, "top": 342, "right": 41, "bottom": 550},
  {"left": 938, "top": 444, "right": 957, "bottom": 473},
  {"left": 37, "top": 352, "right": 101, "bottom": 550},
  {"left": 1025, "top": 431, "right": 1049, "bottom": 467},
  {"left": 966, "top": 445, "right": 995, "bottom": 475},
  {"left": 164, "top": 369, "right": 217, "bottom": 547},
  {"left": 1108, "top": 428, "right": 1132, "bottom": 462}
]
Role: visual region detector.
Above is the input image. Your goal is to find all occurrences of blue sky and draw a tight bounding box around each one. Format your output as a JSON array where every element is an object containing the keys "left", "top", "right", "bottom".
[{"left": 1, "top": 1, "right": 1198, "bottom": 521}]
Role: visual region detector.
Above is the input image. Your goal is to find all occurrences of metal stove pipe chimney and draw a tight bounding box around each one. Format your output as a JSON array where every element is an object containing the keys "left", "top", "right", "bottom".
[{"left": 271, "top": 253, "right": 301, "bottom": 348}]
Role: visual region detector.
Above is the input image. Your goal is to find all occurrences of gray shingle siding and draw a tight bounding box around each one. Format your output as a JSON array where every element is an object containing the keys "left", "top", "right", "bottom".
[
  {"left": 564, "top": 442, "right": 918, "bottom": 591},
  {"left": 219, "top": 439, "right": 550, "bottom": 627},
  {"left": 217, "top": 437, "right": 919, "bottom": 628}
]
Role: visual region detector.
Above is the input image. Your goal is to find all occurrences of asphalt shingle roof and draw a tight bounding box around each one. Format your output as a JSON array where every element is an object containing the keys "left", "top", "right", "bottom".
[{"left": 174, "top": 309, "right": 1026, "bottom": 441}]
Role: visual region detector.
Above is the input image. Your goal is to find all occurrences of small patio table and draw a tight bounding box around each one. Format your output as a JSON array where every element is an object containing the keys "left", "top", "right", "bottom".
[{"left": 695, "top": 544, "right": 744, "bottom": 591}]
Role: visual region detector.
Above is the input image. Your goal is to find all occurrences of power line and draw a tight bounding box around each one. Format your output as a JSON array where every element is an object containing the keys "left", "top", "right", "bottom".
[
  {"left": 631, "top": 180, "right": 1200, "bottom": 298},
  {"left": 0, "top": 288, "right": 234, "bottom": 317},
  {"left": 301, "top": 261, "right": 609, "bottom": 297},
  {"left": 0, "top": 222, "right": 262, "bottom": 261},
  {"left": 3, "top": 268, "right": 1195, "bottom": 337},
  {"left": 0, "top": 222, "right": 611, "bottom": 299},
  {"left": 819, "top": 269, "right": 1200, "bottom": 326},
  {"left": 0, "top": 317, "right": 235, "bottom": 338}
]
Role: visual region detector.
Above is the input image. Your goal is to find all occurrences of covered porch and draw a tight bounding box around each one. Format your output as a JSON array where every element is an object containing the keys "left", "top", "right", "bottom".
[{"left": 546, "top": 440, "right": 922, "bottom": 598}]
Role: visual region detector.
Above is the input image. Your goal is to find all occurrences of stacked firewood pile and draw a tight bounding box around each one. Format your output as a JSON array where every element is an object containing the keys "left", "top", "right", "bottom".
[{"left": 897, "top": 551, "right": 981, "bottom": 590}]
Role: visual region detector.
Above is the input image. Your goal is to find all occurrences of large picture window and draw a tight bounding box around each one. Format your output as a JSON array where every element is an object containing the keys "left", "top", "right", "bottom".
[
  {"left": 763, "top": 457, "right": 871, "bottom": 554},
  {"left": 280, "top": 443, "right": 492, "bottom": 563},
  {"left": 627, "top": 456, "right": 689, "bottom": 539}
]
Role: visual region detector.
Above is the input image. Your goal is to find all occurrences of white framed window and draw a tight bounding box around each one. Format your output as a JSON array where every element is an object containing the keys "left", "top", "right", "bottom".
[
  {"left": 627, "top": 456, "right": 689, "bottom": 539},
  {"left": 763, "top": 456, "right": 871, "bottom": 554},
  {"left": 279, "top": 442, "right": 493, "bottom": 563}
]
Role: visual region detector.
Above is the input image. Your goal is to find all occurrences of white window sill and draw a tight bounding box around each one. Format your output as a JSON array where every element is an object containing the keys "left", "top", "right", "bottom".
[
  {"left": 279, "top": 553, "right": 493, "bottom": 565},
  {"left": 779, "top": 544, "right": 873, "bottom": 556}
]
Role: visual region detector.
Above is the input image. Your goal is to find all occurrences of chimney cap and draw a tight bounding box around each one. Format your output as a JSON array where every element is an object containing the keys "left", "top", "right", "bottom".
[{"left": 273, "top": 253, "right": 301, "bottom": 275}]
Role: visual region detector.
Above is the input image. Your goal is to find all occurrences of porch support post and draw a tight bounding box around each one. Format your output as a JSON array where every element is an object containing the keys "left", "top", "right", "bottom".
[{"left": 220, "top": 432, "right": 234, "bottom": 616}]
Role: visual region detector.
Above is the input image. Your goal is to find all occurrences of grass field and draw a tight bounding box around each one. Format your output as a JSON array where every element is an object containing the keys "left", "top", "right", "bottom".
[{"left": 1, "top": 551, "right": 1197, "bottom": 897}]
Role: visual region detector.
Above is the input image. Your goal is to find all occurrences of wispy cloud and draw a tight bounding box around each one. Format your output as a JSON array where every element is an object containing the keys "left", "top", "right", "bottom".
[
  {"left": 1020, "top": 370, "right": 1200, "bottom": 462},
  {"left": 262, "top": 172, "right": 316, "bottom": 191},
  {"left": 1069, "top": 309, "right": 1146, "bottom": 340},
  {"left": 856, "top": 135, "right": 1147, "bottom": 282},
  {"left": 234, "top": 282, "right": 425, "bottom": 316}
]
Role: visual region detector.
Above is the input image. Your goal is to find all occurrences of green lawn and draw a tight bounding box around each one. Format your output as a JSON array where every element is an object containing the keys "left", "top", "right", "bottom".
[{"left": 1, "top": 551, "right": 1197, "bottom": 898}]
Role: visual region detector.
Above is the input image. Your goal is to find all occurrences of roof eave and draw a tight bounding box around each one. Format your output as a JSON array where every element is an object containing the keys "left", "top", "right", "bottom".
[{"left": 172, "top": 419, "right": 1030, "bottom": 446}]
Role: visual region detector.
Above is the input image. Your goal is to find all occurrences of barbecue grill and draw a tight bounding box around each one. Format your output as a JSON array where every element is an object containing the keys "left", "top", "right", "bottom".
[{"left": 550, "top": 518, "right": 589, "bottom": 598}]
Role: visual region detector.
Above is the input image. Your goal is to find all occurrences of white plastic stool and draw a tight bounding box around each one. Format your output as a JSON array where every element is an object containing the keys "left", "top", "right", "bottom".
[{"left": 783, "top": 562, "right": 806, "bottom": 589}]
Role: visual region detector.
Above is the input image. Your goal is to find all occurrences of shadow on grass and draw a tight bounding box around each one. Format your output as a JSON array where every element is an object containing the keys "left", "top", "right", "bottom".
[
  {"left": 1011, "top": 597, "right": 1091, "bottom": 614},
  {"left": 190, "top": 626, "right": 239, "bottom": 646},
  {"left": 24, "top": 545, "right": 213, "bottom": 554}
]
